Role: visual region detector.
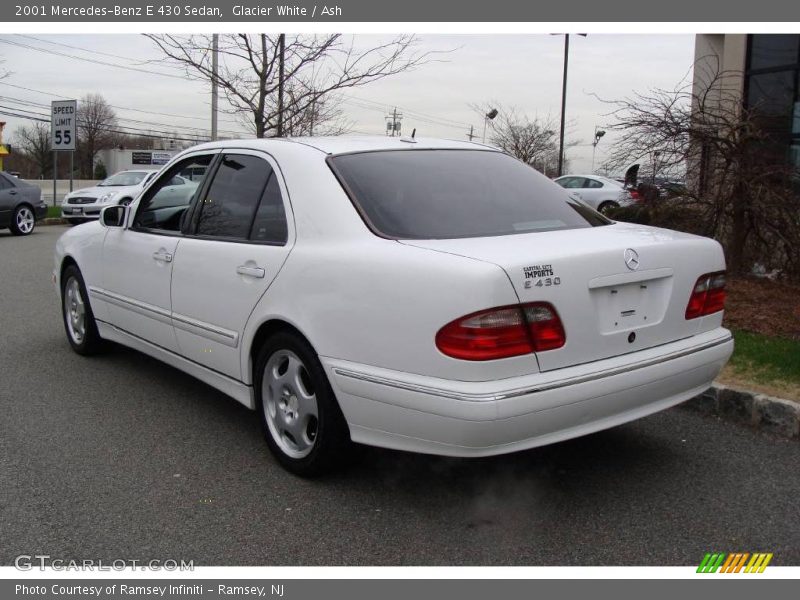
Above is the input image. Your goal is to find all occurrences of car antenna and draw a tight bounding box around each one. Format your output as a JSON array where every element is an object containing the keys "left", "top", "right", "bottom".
[{"left": 411, "top": 128, "right": 416, "bottom": 139}]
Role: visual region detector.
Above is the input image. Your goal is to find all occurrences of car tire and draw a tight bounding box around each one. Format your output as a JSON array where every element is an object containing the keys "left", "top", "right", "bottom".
[
  {"left": 598, "top": 201, "right": 619, "bottom": 215},
  {"left": 9, "top": 204, "right": 35, "bottom": 236},
  {"left": 61, "top": 265, "right": 103, "bottom": 356},
  {"left": 255, "top": 331, "right": 351, "bottom": 477}
]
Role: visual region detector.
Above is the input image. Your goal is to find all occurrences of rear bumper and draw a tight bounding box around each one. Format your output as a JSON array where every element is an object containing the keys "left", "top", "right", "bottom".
[{"left": 323, "top": 328, "right": 733, "bottom": 457}]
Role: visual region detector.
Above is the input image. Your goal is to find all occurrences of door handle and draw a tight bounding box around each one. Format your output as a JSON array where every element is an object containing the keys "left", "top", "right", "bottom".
[
  {"left": 236, "top": 265, "right": 265, "bottom": 279},
  {"left": 8, "top": 190, "right": 17, "bottom": 195},
  {"left": 152, "top": 251, "right": 173, "bottom": 263}
]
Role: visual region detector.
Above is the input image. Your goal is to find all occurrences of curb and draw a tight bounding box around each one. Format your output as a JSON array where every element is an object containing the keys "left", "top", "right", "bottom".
[
  {"left": 684, "top": 384, "right": 800, "bottom": 439},
  {"left": 41, "top": 218, "right": 67, "bottom": 226}
]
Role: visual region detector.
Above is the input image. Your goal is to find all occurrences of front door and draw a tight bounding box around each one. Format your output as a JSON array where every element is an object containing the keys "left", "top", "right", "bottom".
[{"left": 99, "top": 152, "right": 217, "bottom": 352}]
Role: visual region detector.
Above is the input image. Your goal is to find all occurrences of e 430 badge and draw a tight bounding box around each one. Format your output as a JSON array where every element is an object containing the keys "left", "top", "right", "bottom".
[{"left": 523, "top": 264, "right": 561, "bottom": 289}]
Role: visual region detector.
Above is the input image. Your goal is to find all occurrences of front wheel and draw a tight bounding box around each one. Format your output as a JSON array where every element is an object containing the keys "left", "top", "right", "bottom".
[
  {"left": 255, "top": 331, "right": 351, "bottom": 476},
  {"left": 9, "top": 205, "right": 35, "bottom": 236},
  {"left": 61, "top": 265, "right": 103, "bottom": 355}
]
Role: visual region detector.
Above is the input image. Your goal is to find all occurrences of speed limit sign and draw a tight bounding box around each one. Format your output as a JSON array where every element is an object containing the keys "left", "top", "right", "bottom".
[{"left": 51, "top": 100, "right": 77, "bottom": 150}]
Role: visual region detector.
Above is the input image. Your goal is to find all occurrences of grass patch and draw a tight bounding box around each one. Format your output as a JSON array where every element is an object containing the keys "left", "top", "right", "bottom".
[
  {"left": 718, "top": 330, "right": 800, "bottom": 400},
  {"left": 45, "top": 205, "right": 62, "bottom": 218}
]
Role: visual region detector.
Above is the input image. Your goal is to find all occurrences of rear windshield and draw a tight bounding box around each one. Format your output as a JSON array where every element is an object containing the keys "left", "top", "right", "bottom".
[{"left": 329, "top": 149, "right": 610, "bottom": 239}]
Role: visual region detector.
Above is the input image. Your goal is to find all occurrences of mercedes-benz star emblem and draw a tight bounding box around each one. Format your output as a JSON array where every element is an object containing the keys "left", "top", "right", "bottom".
[{"left": 624, "top": 248, "right": 640, "bottom": 271}]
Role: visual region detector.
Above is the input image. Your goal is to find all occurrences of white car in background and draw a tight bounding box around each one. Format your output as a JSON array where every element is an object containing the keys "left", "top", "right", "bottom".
[
  {"left": 554, "top": 174, "right": 638, "bottom": 214},
  {"left": 61, "top": 169, "right": 170, "bottom": 224},
  {"left": 54, "top": 137, "right": 733, "bottom": 476}
]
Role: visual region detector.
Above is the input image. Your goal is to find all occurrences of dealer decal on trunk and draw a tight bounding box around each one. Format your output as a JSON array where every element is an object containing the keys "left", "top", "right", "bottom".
[{"left": 523, "top": 264, "right": 561, "bottom": 289}]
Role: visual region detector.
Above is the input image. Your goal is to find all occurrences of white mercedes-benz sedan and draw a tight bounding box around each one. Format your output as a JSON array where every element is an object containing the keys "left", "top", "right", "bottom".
[{"left": 54, "top": 136, "right": 733, "bottom": 476}]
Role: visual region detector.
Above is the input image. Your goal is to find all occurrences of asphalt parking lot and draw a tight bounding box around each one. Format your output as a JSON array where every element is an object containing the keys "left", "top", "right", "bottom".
[{"left": 1, "top": 225, "right": 798, "bottom": 566}]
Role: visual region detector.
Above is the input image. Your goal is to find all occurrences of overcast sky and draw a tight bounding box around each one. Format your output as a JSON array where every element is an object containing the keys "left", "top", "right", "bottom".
[{"left": 0, "top": 33, "right": 696, "bottom": 173}]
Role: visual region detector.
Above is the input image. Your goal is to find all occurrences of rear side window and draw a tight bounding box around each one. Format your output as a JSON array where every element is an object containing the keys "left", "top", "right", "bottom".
[
  {"left": 585, "top": 178, "right": 604, "bottom": 189},
  {"left": 196, "top": 154, "right": 272, "bottom": 240},
  {"left": 330, "top": 150, "right": 609, "bottom": 239},
  {"left": 249, "top": 173, "right": 288, "bottom": 244}
]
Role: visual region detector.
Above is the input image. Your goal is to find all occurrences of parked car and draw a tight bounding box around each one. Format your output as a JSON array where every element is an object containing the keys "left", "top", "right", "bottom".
[
  {"left": 54, "top": 137, "right": 733, "bottom": 476},
  {"left": 61, "top": 169, "right": 163, "bottom": 224},
  {"left": 554, "top": 174, "right": 638, "bottom": 213},
  {"left": 0, "top": 171, "right": 46, "bottom": 236}
]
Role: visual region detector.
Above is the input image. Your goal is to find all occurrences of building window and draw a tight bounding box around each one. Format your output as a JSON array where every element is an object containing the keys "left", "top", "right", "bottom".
[{"left": 745, "top": 34, "right": 800, "bottom": 169}]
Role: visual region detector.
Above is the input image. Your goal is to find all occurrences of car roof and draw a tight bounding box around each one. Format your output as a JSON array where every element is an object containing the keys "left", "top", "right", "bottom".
[
  {"left": 557, "top": 174, "right": 621, "bottom": 184},
  {"left": 186, "top": 135, "right": 498, "bottom": 156}
]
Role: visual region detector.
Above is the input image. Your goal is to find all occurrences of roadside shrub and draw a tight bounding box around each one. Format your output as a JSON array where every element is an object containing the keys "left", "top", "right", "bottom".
[{"left": 93, "top": 161, "right": 107, "bottom": 180}]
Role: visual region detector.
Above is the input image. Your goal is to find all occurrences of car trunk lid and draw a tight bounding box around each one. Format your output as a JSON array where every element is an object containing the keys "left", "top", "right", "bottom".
[{"left": 401, "top": 222, "right": 724, "bottom": 371}]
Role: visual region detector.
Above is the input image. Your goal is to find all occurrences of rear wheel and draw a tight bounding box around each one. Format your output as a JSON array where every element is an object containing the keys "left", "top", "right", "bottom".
[
  {"left": 9, "top": 205, "right": 35, "bottom": 236},
  {"left": 61, "top": 265, "right": 103, "bottom": 355},
  {"left": 255, "top": 331, "right": 351, "bottom": 476},
  {"left": 598, "top": 201, "right": 619, "bottom": 215}
]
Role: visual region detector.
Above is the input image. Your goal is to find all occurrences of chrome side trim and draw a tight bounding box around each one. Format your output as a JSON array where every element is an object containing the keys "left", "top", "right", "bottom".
[
  {"left": 333, "top": 333, "right": 733, "bottom": 403},
  {"left": 88, "top": 286, "right": 172, "bottom": 326},
  {"left": 89, "top": 286, "right": 239, "bottom": 348},
  {"left": 171, "top": 312, "right": 239, "bottom": 348}
]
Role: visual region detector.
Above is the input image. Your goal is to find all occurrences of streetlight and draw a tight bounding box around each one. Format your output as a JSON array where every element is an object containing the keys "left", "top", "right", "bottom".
[
  {"left": 652, "top": 150, "right": 662, "bottom": 184},
  {"left": 553, "top": 33, "right": 586, "bottom": 177},
  {"left": 482, "top": 108, "right": 498, "bottom": 143},
  {"left": 591, "top": 126, "right": 606, "bottom": 172}
]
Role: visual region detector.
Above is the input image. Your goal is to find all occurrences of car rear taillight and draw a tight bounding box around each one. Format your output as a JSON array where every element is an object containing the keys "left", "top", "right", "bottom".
[
  {"left": 685, "top": 272, "right": 726, "bottom": 319},
  {"left": 435, "top": 302, "right": 566, "bottom": 361},
  {"left": 629, "top": 189, "right": 641, "bottom": 202}
]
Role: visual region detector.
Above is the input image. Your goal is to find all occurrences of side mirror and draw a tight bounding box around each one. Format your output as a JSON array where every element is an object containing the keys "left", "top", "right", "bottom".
[{"left": 100, "top": 205, "right": 128, "bottom": 228}]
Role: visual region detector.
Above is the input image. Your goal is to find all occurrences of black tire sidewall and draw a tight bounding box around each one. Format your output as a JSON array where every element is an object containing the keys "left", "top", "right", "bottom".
[
  {"left": 254, "top": 331, "right": 350, "bottom": 476},
  {"left": 61, "top": 265, "right": 101, "bottom": 355},
  {"left": 9, "top": 205, "right": 34, "bottom": 236}
]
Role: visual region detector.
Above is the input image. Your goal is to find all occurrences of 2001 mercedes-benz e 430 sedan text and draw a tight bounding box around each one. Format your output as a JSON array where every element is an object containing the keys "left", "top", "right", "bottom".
[{"left": 54, "top": 136, "right": 733, "bottom": 475}]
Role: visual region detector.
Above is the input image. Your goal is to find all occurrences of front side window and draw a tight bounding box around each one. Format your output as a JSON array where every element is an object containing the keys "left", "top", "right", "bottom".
[
  {"left": 195, "top": 154, "right": 274, "bottom": 240},
  {"left": 330, "top": 150, "right": 609, "bottom": 239},
  {"left": 133, "top": 155, "right": 213, "bottom": 232}
]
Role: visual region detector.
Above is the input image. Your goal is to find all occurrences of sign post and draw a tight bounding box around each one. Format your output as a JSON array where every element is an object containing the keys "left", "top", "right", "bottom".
[{"left": 51, "top": 99, "right": 77, "bottom": 206}]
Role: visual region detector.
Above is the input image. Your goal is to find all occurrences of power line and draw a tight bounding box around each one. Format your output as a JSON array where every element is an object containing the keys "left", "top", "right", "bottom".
[
  {"left": 16, "top": 34, "right": 184, "bottom": 70},
  {"left": 2, "top": 35, "right": 475, "bottom": 137},
  {"left": 0, "top": 37, "right": 187, "bottom": 80},
  {"left": 0, "top": 94, "right": 250, "bottom": 138},
  {"left": 0, "top": 81, "right": 245, "bottom": 127}
]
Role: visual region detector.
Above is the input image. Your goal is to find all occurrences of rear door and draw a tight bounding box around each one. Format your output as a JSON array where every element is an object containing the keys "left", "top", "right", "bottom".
[
  {"left": 169, "top": 150, "right": 294, "bottom": 380},
  {"left": 579, "top": 177, "right": 607, "bottom": 209}
]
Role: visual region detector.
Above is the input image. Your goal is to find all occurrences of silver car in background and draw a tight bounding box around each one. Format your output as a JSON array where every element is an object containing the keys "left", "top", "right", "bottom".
[
  {"left": 61, "top": 169, "right": 159, "bottom": 224},
  {"left": 554, "top": 174, "right": 638, "bottom": 214}
]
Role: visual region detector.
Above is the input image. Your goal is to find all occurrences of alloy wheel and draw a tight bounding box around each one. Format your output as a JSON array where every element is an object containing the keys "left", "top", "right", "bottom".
[{"left": 262, "top": 349, "right": 319, "bottom": 459}]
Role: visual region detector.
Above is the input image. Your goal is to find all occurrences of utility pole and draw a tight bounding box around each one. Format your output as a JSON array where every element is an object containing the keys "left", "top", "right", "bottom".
[
  {"left": 467, "top": 125, "right": 475, "bottom": 141},
  {"left": 211, "top": 33, "right": 218, "bottom": 141},
  {"left": 277, "top": 33, "right": 285, "bottom": 137},
  {"left": 557, "top": 34, "right": 569, "bottom": 177},
  {"left": 385, "top": 107, "right": 402, "bottom": 137}
]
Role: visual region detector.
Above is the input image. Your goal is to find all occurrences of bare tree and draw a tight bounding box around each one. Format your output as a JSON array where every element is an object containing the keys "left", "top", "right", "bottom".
[
  {"left": 13, "top": 121, "right": 51, "bottom": 178},
  {"left": 600, "top": 59, "right": 800, "bottom": 277},
  {"left": 476, "top": 104, "right": 571, "bottom": 176},
  {"left": 77, "top": 93, "right": 117, "bottom": 178},
  {"left": 145, "top": 34, "right": 435, "bottom": 138}
]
